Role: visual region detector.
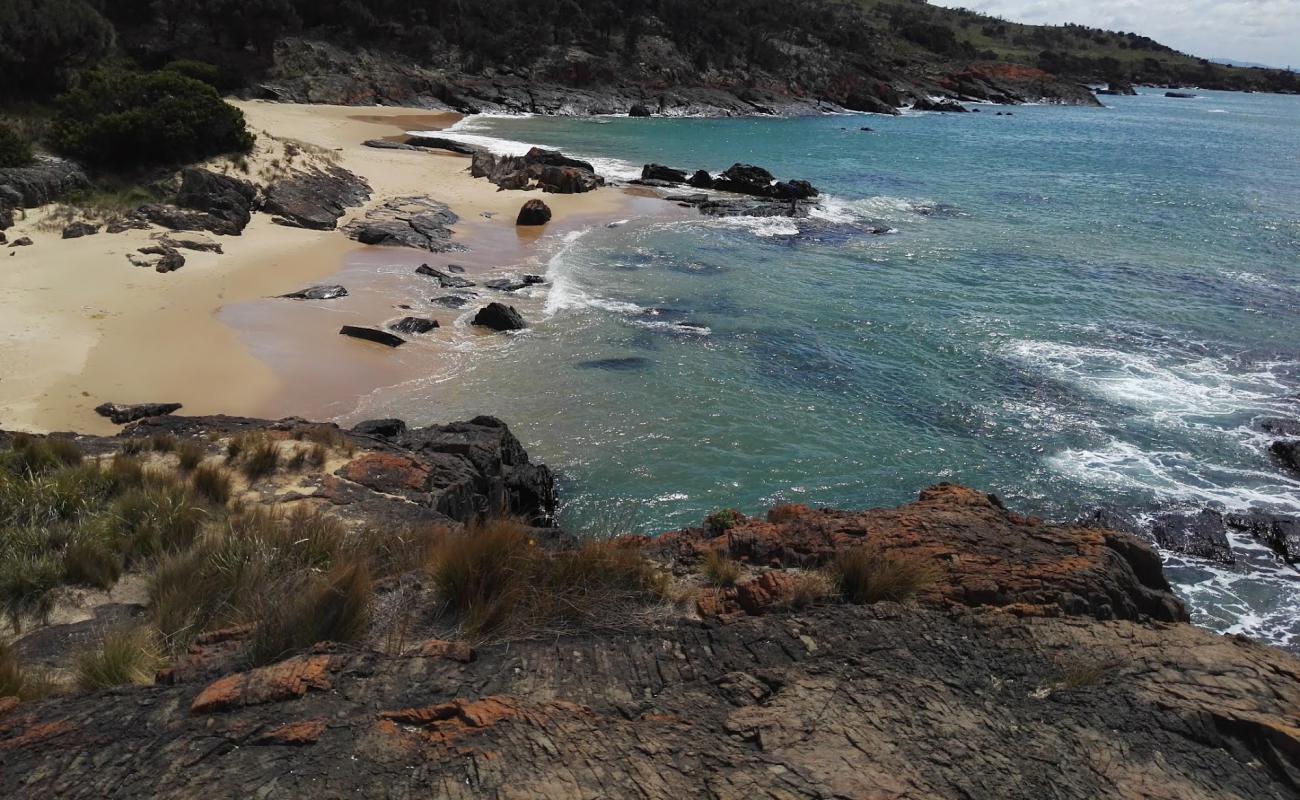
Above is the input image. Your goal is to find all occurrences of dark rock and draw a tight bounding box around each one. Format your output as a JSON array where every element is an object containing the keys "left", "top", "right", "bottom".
[
  {"left": 403, "top": 136, "right": 487, "bottom": 156},
  {"left": 155, "top": 233, "right": 223, "bottom": 254},
  {"left": 11, "top": 236, "right": 33, "bottom": 247},
  {"left": 913, "top": 97, "right": 968, "bottom": 113},
  {"left": 714, "top": 164, "right": 776, "bottom": 196},
  {"left": 628, "top": 103, "right": 652, "bottom": 117},
  {"left": 350, "top": 418, "right": 407, "bottom": 438},
  {"left": 340, "top": 325, "right": 406, "bottom": 347},
  {"left": 416, "top": 264, "right": 475, "bottom": 288},
  {"left": 860, "top": 127, "right": 875, "bottom": 132},
  {"left": 94, "top": 402, "right": 183, "bottom": 424},
  {"left": 446, "top": 264, "right": 466, "bottom": 273},
  {"left": 388, "top": 316, "right": 439, "bottom": 335},
  {"left": 577, "top": 357, "right": 652, "bottom": 371},
  {"left": 1077, "top": 506, "right": 1143, "bottom": 536},
  {"left": 362, "top": 139, "right": 422, "bottom": 151},
  {"left": 524, "top": 147, "right": 596, "bottom": 173},
  {"left": 642, "top": 164, "right": 687, "bottom": 183},
  {"left": 130, "top": 245, "right": 185, "bottom": 273},
  {"left": 1270, "top": 439, "right": 1300, "bottom": 474},
  {"left": 472, "top": 302, "right": 527, "bottom": 331},
  {"left": 1225, "top": 511, "right": 1300, "bottom": 564},
  {"left": 1165, "top": 91, "right": 1197, "bottom": 98},
  {"left": 344, "top": 197, "right": 463, "bottom": 252},
  {"left": 280, "top": 284, "right": 348, "bottom": 300},
  {"left": 1256, "top": 417, "right": 1300, "bottom": 437},
  {"left": 485, "top": 274, "right": 544, "bottom": 292},
  {"left": 0, "top": 157, "right": 90, "bottom": 208},
  {"left": 1150, "top": 510, "right": 1234, "bottom": 564},
  {"left": 773, "top": 179, "right": 819, "bottom": 200},
  {"left": 430, "top": 294, "right": 473, "bottom": 308},
  {"left": 517, "top": 199, "right": 552, "bottom": 226},
  {"left": 175, "top": 168, "right": 257, "bottom": 234},
  {"left": 104, "top": 219, "right": 150, "bottom": 234},
  {"left": 264, "top": 166, "right": 371, "bottom": 230},
  {"left": 687, "top": 170, "right": 715, "bottom": 189},
  {"left": 134, "top": 205, "right": 231, "bottom": 236},
  {"left": 61, "top": 222, "right": 100, "bottom": 239},
  {"left": 471, "top": 149, "right": 603, "bottom": 194}
]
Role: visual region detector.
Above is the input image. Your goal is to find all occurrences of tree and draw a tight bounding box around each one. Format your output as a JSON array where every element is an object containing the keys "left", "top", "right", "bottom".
[
  {"left": 0, "top": 123, "right": 34, "bottom": 168},
  {"left": 0, "top": 0, "right": 115, "bottom": 97}
]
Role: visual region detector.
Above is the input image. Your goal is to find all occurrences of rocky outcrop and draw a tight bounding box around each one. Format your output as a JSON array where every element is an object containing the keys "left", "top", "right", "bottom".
[
  {"left": 642, "top": 164, "right": 688, "bottom": 183},
  {"left": 175, "top": 168, "right": 257, "bottom": 234},
  {"left": 471, "top": 148, "right": 603, "bottom": 194},
  {"left": 263, "top": 165, "right": 371, "bottom": 230},
  {"left": 92, "top": 402, "right": 182, "bottom": 425},
  {"left": 339, "top": 325, "right": 405, "bottom": 347},
  {"left": 0, "top": 157, "right": 90, "bottom": 208},
  {"left": 343, "top": 196, "right": 463, "bottom": 252},
  {"left": 60, "top": 222, "right": 99, "bottom": 239},
  {"left": 472, "top": 302, "right": 527, "bottom": 331},
  {"left": 3, "top": 477, "right": 1299, "bottom": 798},
  {"left": 516, "top": 199, "right": 552, "bottom": 226},
  {"left": 279, "top": 285, "right": 348, "bottom": 300}
]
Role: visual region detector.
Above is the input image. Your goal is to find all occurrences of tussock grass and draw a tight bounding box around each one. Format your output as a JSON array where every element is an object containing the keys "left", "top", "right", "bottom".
[
  {"left": 1, "top": 639, "right": 57, "bottom": 701},
  {"left": 120, "top": 438, "right": 147, "bottom": 456},
  {"left": 75, "top": 627, "right": 164, "bottom": 690},
  {"left": 1, "top": 435, "right": 83, "bottom": 477},
  {"left": 233, "top": 433, "right": 279, "bottom": 481},
  {"left": 702, "top": 550, "right": 741, "bottom": 587},
  {"left": 176, "top": 440, "right": 205, "bottom": 471},
  {"left": 191, "top": 463, "right": 232, "bottom": 505},
  {"left": 149, "top": 433, "right": 178, "bottom": 453},
  {"left": 776, "top": 571, "right": 834, "bottom": 610},
  {"left": 831, "top": 545, "right": 938, "bottom": 605},
  {"left": 430, "top": 519, "right": 666, "bottom": 638},
  {"left": 246, "top": 562, "right": 372, "bottom": 666}
]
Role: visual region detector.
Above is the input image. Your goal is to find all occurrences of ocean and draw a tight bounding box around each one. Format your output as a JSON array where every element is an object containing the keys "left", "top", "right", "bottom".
[{"left": 356, "top": 89, "right": 1300, "bottom": 650}]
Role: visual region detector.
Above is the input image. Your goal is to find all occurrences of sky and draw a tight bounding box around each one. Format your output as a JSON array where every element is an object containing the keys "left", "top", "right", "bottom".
[{"left": 929, "top": 0, "right": 1300, "bottom": 69}]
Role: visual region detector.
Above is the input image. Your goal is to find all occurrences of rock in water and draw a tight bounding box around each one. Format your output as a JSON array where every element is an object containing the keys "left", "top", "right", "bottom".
[
  {"left": 472, "top": 302, "right": 527, "bottom": 331},
  {"left": 1271, "top": 439, "right": 1300, "bottom": 474},
  {"left": 388, "top": 317, "right": 439, "bottom": 335},
  {"left": 1150, "top": 510, "right": 1234, "bottom": 564},
  {"left": 94, "top": 402, "right": 182, "bottom": 424},
  {"left": 913, "top": 97, "right": 969, "bottom": 112},
  {"left": 642, "top": 164, "right": 687, "bottom": 183},
  {"left": 415, "top": 264, "right": 475, "bottom": 288},
  {"left": 339, "top": 326, "right": 406, "bottom": 347},
  {"left": 628, "top": 103, "right": 652, "bottom": 117},
  {"left": 61, "top": 222, "right": 100, "bottom": 239},
  {"left": 430, "top": 294, "right": 473, "bottom": 308},
  {"left": 280, "top": 285, "right": 348, "bottom": 300},
  {"left": 517, "top": 199, "right": 552, "bottom": 226},
  {"left": 714, "top": 163, "right": 777, "bottom": 196},
  {"left": 1166, "top": 91, "right": 1197, "bottom": 98},
  {"left": 688, "top": 170, "right": 715, "bottom": 189},
  {"left": 1226, "top": 511, "right": 1300, "bottom": 563},
  {"left": 350, "top": 418, "right": 407, "bottom": 437}
]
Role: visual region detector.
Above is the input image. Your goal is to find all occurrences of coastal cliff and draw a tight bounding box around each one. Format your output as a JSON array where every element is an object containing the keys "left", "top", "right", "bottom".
[{"left": 1, "top": 415, "right": 1298, "bottom": 798}]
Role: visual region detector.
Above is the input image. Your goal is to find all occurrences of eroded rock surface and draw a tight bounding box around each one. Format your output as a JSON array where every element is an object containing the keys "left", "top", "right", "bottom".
[{"left": 343, "top": 196, "right": 463, "bottom": 252}]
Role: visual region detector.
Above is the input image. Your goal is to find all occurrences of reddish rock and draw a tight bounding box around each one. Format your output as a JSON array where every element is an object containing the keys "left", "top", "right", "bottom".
[
  {"left": 254, "top": 718, "right": 328, "bottom": 746},
  {"left": 0, "top": 697, "right": 18, "bottom": 717},
  {"left": 378, "top": 696, "right": 591, "bottom": 747},
  {"left": 416, "top": 639, "right": 476, "bottom": 663},
  {"left": 736, "top": 571, "right": 802, "bottom": 615},
  {"left": 338, "top": 453, "right": 431, "bottom": 495},
  {"left": 191, "top": 655, "right": 335, "bottom": 714}
]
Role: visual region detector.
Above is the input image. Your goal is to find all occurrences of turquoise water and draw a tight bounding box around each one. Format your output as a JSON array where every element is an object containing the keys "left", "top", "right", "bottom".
[{"left": 363, "top": 90, "right": 1300, "bottom": 647}]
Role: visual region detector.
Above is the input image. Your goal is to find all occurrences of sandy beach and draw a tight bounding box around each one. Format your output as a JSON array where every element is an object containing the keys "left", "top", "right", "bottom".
[{"left": 0, "top": 102, "right": 636, "bottom": 435}]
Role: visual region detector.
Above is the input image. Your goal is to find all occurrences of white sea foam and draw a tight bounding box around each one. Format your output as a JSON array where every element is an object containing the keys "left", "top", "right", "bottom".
[
  {"left": 541, "top": 228, "right": 642, "bottom": 317},
  {"left": 810, "top": 194, "right": 939, "bottom": 226},
  {"left": 710, "top": 216, "right": 800, "bottom": 237}
]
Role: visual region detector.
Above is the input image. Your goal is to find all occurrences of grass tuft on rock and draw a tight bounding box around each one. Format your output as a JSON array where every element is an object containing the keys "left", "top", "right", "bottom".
[
  {"left": 245, "top": 562, "right": 372, "bottom": 666},
  {"left": 702, "top": 550, "right": 741, "bottom": 587},
  {"left": 1, "top": 639, "right": 57, "bottom": 701},
  {"left": 831, "top": 544, "right": 938, "bottom": 605},
  {"left": 75, "top": 627, "right": 164, "bottom": 691}
]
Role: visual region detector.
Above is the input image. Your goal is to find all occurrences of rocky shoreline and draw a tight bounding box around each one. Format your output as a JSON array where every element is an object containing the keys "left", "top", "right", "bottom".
[{"left": 1, "top": 414, "right": 1298, "bottom": 798}]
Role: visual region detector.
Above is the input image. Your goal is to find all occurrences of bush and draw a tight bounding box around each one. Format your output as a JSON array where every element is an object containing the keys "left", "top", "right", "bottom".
[
  {"left": 50, "top": 69, "right": 254, "bottom": 169},
  {"left": 704, "top": 508, "right": 744, "bottom": 535},
  {"left": 831, "top": 545, "right": 937, "bottom": 605},
  {"left": 0, "top": 122, "right": 34, "bottom": 168},
  {"left": 702, "top": 550, "right": 741, "bottom": 587},
  {"left": 161, "top": 60, "right": 238, "bottom": 93},
  {"left": 245, "top": 562, "right": 372, "bottom": 666},
  {"left": 63, "top": 527, "right": 123, "bottom": 589},
  {"left": 0, "top": 0, "right": 115, "bottom": 97},
  {"left": 75, "top": 627, "right": 163, "bottom": 690}
]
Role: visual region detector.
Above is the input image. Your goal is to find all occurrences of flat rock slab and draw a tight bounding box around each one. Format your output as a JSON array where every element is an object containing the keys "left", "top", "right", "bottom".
[
  {"left": 388, "top": 317, "right": 439, "bottom": 335},
  {"left": 340, "top": 326, "right": 405, "bottom": 347},
  {"left": 94, "top": 402, "right": 182, "bottom": 424},
  {"left": 344, "top": 196, "right": 464, "bottom": 252}
]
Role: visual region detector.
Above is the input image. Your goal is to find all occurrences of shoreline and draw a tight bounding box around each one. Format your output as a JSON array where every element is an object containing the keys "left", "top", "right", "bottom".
[{"left": 0, "top": 102, "right": 641, "bottom": 435}]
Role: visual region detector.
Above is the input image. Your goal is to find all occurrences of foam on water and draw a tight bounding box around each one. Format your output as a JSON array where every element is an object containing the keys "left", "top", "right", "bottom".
[
  {"left": 415, "top": 114, "right": 643, "bottom": 181},
  {"left": 811, "top": 194, "right": 943, "bottom": 226},
  {"left": 709, "top": 216, "right": 800, "bottom": 238},
  {"left": 541, "top": 228, "right": 642, "bottom": 317}
]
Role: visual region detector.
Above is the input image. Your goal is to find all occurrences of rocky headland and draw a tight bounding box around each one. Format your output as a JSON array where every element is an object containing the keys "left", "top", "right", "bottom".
[{"left": 1, "top": 413, "right": 1298, "bottom": 798}]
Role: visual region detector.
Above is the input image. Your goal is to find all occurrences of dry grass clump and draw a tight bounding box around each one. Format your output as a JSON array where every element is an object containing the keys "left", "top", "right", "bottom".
[
  {"left": 239, "top": 436, "right": 280, "bottom": 481},
  {"left": 149, "top": 433, "right": 178, "bottom": 453},
  {"left": 831, "top": 544, "right": 938, "bottom": 605},
  {"left": 191, "top": 463, "right": 233, "bottom": 506},
  {"left": 245, "top": 563, "right": 372, "bottom": 667},
  {"left": 74, "top": 627, "right": 164, "bottom": 691},
  {"left": 429, "top": 519, "right": 666, "bottom": 638},
  {"left": 176, "top": 440, "right": 206, "bottom": 471},
  {"left": 702, "top": 550, "right": 742, "bottom": 587},
  {"left": 767, "top": 503, "right": 806, "bottom": 523},
  {"left": 1, "top": 638, "right": 57, "bottom": 701},
  {"left": 775, "top": 571, "right": 834, "bottom": 610}
]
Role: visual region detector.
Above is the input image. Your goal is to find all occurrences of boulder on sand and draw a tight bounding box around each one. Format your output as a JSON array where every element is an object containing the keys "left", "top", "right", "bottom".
[
  {"left": 472, "top": 302, "right": 527, "bottom": 331},
  {"left": 61, "top": 222, "right": 100, "bottom": 239},
  {"left": 642, "top": 164, "right": 687, "bottom": 183},
  {"left": 517, "top": 199, "right": 552, "bottom": 226},
  {"left": 339, "top": 325, "right": 406, "bottom": 347}
]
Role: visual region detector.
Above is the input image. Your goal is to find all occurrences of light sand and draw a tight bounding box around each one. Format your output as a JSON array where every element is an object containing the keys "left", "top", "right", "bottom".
[{"left": 0, "top": 102, "right": 634, "bottom": 434}]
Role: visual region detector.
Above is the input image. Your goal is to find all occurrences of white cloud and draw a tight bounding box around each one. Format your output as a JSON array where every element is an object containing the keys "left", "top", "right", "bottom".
[{"left": 930, "top": 0, "right": 1300, "bottom": 68}]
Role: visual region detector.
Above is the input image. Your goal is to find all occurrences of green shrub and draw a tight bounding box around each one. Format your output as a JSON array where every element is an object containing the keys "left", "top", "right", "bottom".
[
  {"left": 106, "top": 483, "right": 206, "bottom": 561},
  {"left": 831, "top": 545, "right": 937, "bottom": 605},
  {"left": 161, "top": 60, "right": 238, "bottom": 93},
  {"left": 704, "top": 508, "right": 744, "bottom": 535},
  {"left": 1, "top": 435, "right": 83, "bottom": 478},
  {"left": 0, "top": 0, "right": 115, "bottom": 97},
  {"left": 74, "top": 627, "right": 163, "bottom": 690},
  {"left": 50, "top": 69, "right": 254, "bottom": 168},
  {"left": 0, "top": 122, "right": 34, "bottom": 168},
  {"left": 246, "top": 562, "right": 372, "bottom": 666}
]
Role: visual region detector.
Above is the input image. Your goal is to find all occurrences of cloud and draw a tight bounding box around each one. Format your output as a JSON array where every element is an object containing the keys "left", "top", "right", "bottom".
[{"left": 930, "top": 0, "right": 1300, "bottom": 67}]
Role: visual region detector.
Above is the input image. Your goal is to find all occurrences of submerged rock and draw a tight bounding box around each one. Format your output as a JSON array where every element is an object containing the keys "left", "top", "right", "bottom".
[
  {"left": 576, "top": 357, "right": 652, "bottom": 371},
  {"left": 1150, "top": 510, "right": 1234, "bottom": 564},
  {"left": 516, "top": 199, "right": 552, "bottom": 226},
  {"left": 1270, "top": 439, "right": 1300, "bottom": 474},
  {"left": 339, "top": 325, "right": 405, "bottom": 347},
  {"left": 280, "top": 284, "right": 348, "bottom": 300},
  {"left": 430, "top": 294, "right": 474, "bottom": 308},
  {"left": 416, "top": 264, "right": 475, "bottom": 288},
  {"left": 1226, "top": 511, "right": 1300, "bottom": 564},
  {"left": 388, "top": 317, "right": 439, "bottom": 335},
  {"left": 472, "top": 302, "right": 527, "bottom": 331},
  {"left": 94, "top": 402, "right": 182, "bottom": 424}
]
